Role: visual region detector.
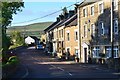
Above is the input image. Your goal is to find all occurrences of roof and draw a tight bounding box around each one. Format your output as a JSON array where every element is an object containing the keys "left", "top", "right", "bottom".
[
  {"left": 77, "top": 0, "right": 99, "bottom": 8},
  {"left": 29, "top": 36, "right": 39, "bottom": 40},
  {"left": 64, "top": 14, "right": 77, "bottom": 27},
  {"left": 45, "top": 14, "right": 77, "bottom": 31},
  {"left": 48, "top": 19, "right": 66, "bottom": 31},
  {"left": 57, "top": 14, "right": 77, "bottom": 27},
  {"left": 66, "top": 19, "right": 77, "bottom": 27},
  {"left": 44, "top": 22, "right": 57, "bottom": 32},
  {"left": 44, "top": 9, "right": 77, "bottom": 32}
]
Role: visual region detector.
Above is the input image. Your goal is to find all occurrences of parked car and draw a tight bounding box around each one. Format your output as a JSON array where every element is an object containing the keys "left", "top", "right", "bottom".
[{"left": 36, "top": 44, "right": 43, "bottom": 50}]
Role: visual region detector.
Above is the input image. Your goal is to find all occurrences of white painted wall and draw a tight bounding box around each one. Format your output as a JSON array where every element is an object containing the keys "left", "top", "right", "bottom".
[
  {"left": 82, "top": 42, "right": 88, "bottom": 63},
  {"left": 25, "top": 36, "right": 35, "bottom": 44}
]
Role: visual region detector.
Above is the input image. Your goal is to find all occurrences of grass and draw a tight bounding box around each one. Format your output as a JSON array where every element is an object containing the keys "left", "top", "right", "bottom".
[
  {"left": 9, "top": 43, "right": 24, "bottom": 50},
  {"left": 0, "top": 52, "right": 2, "bottom": 67}
]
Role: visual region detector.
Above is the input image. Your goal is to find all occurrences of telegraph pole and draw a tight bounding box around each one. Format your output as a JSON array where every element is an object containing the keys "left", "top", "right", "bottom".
[
  {"left": 23, "top": 25, "right": 26, "bottom": 43},
  {"left": 111, "top": 0, "right": 114, "bottom": 58}
]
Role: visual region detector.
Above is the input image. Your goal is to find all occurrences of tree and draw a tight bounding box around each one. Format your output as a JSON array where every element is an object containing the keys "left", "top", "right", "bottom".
[
  {"left": 1, "top": 1, "right": 24, "bottom": 51},
  {"left": 2, "top": 33, "right": 11, "bottom": 50},
  {"left": 1, "top": 2, "right": 24, "bottom": 28},
  {"left": 10, "top": 31, "right": 24, "bottom": 46}
]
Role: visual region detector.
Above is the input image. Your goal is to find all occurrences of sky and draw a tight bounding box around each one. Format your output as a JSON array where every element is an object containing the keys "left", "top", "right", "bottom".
[{"left": 11, "top": 0, "right": 83, "bottom": 27}]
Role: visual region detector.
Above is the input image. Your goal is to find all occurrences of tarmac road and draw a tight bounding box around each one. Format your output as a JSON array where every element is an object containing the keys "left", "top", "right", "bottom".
[{"left": 7, "top": 46, "right": 120, "bottom": 80}]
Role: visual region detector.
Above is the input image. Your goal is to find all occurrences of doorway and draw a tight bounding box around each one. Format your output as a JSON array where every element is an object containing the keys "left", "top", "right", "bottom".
[{"left": 84, "top": 48, "right": 87, "bottom": 63}]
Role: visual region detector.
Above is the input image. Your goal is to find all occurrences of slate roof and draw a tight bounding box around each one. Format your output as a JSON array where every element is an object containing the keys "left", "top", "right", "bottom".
[
  {"left": 44, "top": 13, "right": 77, "bottom": 32},
  {"left": 44, "top": 9, "right": 78, "bottom": 32},
  {"left": 29, "top": 36, "right": 39, "bottom": 40},
  {"left": 77, "top": 0, "right": 99, "bottom": 7},
  {"left": 48, "top": 19, "right": 66, "bottom": 31},
  {"left": 64, "top": 14, "right": 77, "bottom": 27},
  {"left": 44, "top": 21, "right": 58, "bottom": 32},
  {"left": 58, "top": 14, "right": 77, "bottom": 27}
]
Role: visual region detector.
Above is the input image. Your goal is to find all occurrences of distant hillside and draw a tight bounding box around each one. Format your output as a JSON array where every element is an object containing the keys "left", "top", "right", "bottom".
[
  {"left": 7, "top": 22, "right": 53, "bottom": 38},
  {"left": 7, "top": 22, "right": 53, "bottom": 32}
]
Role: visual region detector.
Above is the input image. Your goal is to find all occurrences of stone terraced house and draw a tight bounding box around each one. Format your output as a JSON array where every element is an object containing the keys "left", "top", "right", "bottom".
[
  {"left": 77, "top": 0, "right": 119, "bottom": 63},
  {"left": 44, "top": 0, "right": 120, "bottom": 63}
]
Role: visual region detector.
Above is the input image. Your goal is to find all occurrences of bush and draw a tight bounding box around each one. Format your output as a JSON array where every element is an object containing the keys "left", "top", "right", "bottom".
[
  {"left": 99, "top": 53, "right": 105, "bottom": 58},
  {"left": 2, "top": 56, "right": 19, "bottom": 78},
  {"left": 91, "top": 58, "right": 97, "bottom": 64},
  {"left": 106, "top": 58, "right": 120, "bottom": 70},
  {"left": 2, "top": 53, "right": 10, "bottom": 65},
  {"left": 6, "top": 56, "right": 19, "bottom": 65}
]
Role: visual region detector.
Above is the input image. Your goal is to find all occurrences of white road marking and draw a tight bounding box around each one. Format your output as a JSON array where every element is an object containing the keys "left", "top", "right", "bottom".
[
  {"left": 50, "top": 65, "right": 64, "bottom": 71},
  {"left": 57, "top": 67, "right": 64, "bottom": 71},
  {"left": 96, "top": 68, "right": 99, "bottom": 70},
  {"left": 68, "top": 72, "right": 72, "bottom": 76},
  {"left": 22, "top": 66, "right": 29, "bottom": 78},
  {"left": 50, "top": 65, "right": 72, "bottom": 76},
  {"left": 82, "top": 66, "right": 87, "bottom": 68},
  {"left": 112, "top": 73, "right": 120, "bottom": 75},
  {"left": 50, "top": 65, "right": 56, "bottom": 68}
]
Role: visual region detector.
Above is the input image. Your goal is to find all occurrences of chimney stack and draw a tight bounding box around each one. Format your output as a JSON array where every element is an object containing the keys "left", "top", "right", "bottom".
[
  {"left": 64, "top": 12, "right": 68, "bottom": 19},
  {"left": 68, "top": 10, "right": 75, "bottom": 18},
  {"left": 59, "top": 14, "right": 64, "bottom": 20},
  {"left": 56, "top": 17, "right": 60, "bottom": 22}
]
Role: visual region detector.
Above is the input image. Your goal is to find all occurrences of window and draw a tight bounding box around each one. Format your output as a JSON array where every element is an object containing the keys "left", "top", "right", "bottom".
[
  {"left": 91, "top": 24, "right": 95, "bottom": 36},
  {"left": 83, "top": 8, "right": 87, "bottom": 17},
  {"left": 114, "top": 46, "right": 119, "bottom": 58},
  {"left": 113, "top": 0, "right": 118, "bottom": 10},
  {"left": 51, "top": 32, "right": 54, "bottom": 39},
  {"left": 114, "top": 19, "right": 118, "bottom": 34},
  {"left": 99, "top": 2, "right": 104, "bottom": 14},
  {"left": 66, "top": 48, "right": 70, "bottom": 54},
  {"left": 75, "top": 49, "right": 79, "bottom": 57},
  {"left": 84, "top": 25, "right": 87, "bottom": 37},
  {"left": 99, "top": 22, "right": 104, "bottom": 35},
  {"left": 106, "top": 47, "right": 111, "bottom": 58},
  {"left": 75, "top": 31, "right": 78, "bottom": 40},
  {"left": 92, "top": 47, "right": 100, "bottom": 58},
  {"left": 61, "top": 29, "right": 63, "bottom": 37},
  {"left": 67, "top": 32, "right": 70, "bottom": 41},
  {"left": 59, "top": 30, "right": 61, "bottom": 38},
  {"left": 91, "top": 6, "right": 94, "bottom": 15},
  {"left": 53, "top": 32, "right": 55, "bottom": 39},
  {"left": 106, "top": 46, "right": 119, "bottom": 58}
]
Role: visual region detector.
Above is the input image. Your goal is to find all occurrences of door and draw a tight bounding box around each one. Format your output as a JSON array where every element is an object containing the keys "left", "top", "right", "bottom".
[{"left": 84, "top": 48, "right": 87, "bottom": 63}]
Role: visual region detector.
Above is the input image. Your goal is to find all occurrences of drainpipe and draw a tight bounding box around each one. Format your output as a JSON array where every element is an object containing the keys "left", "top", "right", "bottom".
[
  {"left": 119, "top": 1, "right": 120, "bottom": 58},
  {"left": 77, "top": 6, "right": 81, "bottom": 62},
  {"left": 111, "top": 0, "right": 114, "bottom": 58},
  {"left": 63, "top": 26, "right": 65, "bottom": 54}
]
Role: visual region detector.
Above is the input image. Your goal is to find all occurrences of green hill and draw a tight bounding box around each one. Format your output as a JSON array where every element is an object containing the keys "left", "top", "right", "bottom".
[
  {"left": 7, "top": 22, "right": 53, "bottom": 32},
  {"left": 7, "top": 22, "right": 53, "bottom": 38}
]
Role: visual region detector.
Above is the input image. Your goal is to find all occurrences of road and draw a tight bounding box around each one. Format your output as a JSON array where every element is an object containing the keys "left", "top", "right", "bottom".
[{"left": 8, "top": 46, "right": 120, "bottom": 80}]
